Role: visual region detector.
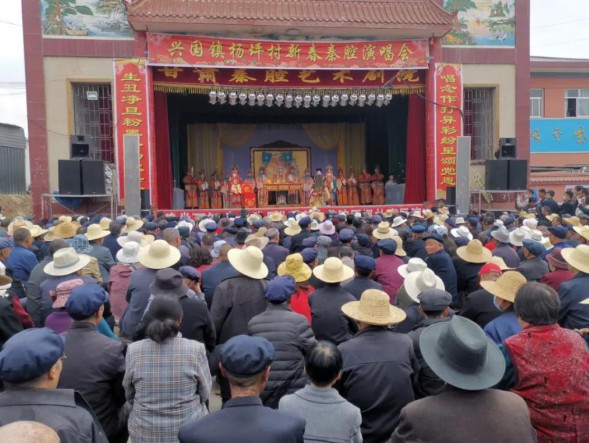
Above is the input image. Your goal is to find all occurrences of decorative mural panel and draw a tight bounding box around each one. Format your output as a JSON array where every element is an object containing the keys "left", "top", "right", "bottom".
[
  {"left": 443, "top": 0, "right": 515, "bottom": 47},
  {"left": 530, "top": 119, "right": 589, "bottom": 153},
  {"left": 41, "top": 0, "right": 133, "bottom": 38}
]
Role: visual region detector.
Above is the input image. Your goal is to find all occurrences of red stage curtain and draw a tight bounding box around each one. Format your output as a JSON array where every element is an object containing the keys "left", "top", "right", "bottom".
[
  {"left": 154, "top": 91, "right": 173, "bottom": 209},
  {"left": 404, "top": 93, "right": 426, "bottom": 204}
]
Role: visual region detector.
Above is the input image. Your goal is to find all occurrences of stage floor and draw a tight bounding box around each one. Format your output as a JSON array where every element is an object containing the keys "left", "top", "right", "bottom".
[{"left": 162, "top": 203, "right": 424, "bottom": 217}]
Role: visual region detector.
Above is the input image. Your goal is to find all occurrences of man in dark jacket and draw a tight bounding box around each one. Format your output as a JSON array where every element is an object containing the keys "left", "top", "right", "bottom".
[
  {"left": 201, "top": 243, "right": 238, "bottom": 308},
  {"left": 404, "top": 224, "right": 428, "bottom": 260},
  {"left": 460, "top": 263, "right": 503, "bottom": 328},
  {"left": 248, "top": 276, "right": 316, "bottom": 408},
  {"left": 0, "top": 296, "right": 23, "bottom": 348},
  {"left": 289, "top": 217, "right": 314, "bottom": 253},
  {"left": 559, "top": 245, "right": 589, "bottom": 330},
  {"left": 102, "top": 221, "right": 122, "bottom": 263},
  {"left": 263, "top": 228, "right": 289, "bottom": 268},
  {"left": 338, "top": 290, "right": 419, "bottom": 443},
  {"left": 58, "top": 285, "right": 127, "bottom": 443},
  {"left": 424, "top": 233, "right": 457, "bottom": 301},
  {"left": 541, "top": 190, "right": 560, "bottom": 214},
  {"left": 343, "top": 255, "right": 383, "bottom": 299},
  {"left": 490, "top": 227, "right": 520, "bottom": 269},
  {"left": 517, "top": 240, "right": 548, "bottom": 282},
  {"left": 0, "top": 328, "right": 109, "bottom": 443},
  {"left": 178, "top": 335, "right": 305, "bottom": 443}
]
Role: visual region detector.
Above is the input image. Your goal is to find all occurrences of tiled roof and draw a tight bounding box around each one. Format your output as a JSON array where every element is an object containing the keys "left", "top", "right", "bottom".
[{"left": 126, "top": 0, "right": 454, "bottom": 29}]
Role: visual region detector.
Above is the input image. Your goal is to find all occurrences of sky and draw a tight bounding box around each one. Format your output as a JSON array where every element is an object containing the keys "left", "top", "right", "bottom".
[{"left": 1, "top": 0, "right": 589, "bottom": 135}]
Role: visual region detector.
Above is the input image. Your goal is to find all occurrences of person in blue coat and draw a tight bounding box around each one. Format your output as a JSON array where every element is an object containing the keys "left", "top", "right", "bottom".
[
  {"left": 424, "top": 233, "right": 457, "bottom": 302},
  {"left": 6, "top": 228, "right": 38, "bottom": 297},
  {"left": 178, "top": 335, "right": 305, "bottom": 443},
  {"left": 559, "top": 245, "right": 589, "bottom": 331}
]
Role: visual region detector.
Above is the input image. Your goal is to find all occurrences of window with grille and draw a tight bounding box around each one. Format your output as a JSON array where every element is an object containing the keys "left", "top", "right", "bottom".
[
  {"left": 530, "top": 89, "right": 544, "bottom": 118},
  {"left": 72, "top": 83, "right": 114, "bottom": 162},
  {"left": 565, "top": 89, "right": 589, "bottom": 118},
  {"left": 463, "top": 88, "right": 495, "bottom": 160}
]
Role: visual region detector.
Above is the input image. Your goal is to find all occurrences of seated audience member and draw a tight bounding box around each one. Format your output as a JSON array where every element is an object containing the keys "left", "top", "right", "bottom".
[
  {"left": 277, "top": 253, "right": 314, "bottom": 323},
  {"left": 502, "top": 282, "right": 589, "bottom": 441},
  {"left": 178, "top": 335, "right": 305, "bottom": 443},
  {"left": 490, "top": 227, "right": 520, "bottom": 269},
  {"left": 6, "top": 227, "right": 38, "bottom": 291},
  {"left": 372, "top": 239, "right": 404, "bottom": 303},
  {"left": 201, "top": 243, "right": 237, "bottom": 308},
  {"left": 390, "top": 316, "right": 536, "bottom": 443},
  {"left": 85, "top": 224, "right": 115, "bottom": 283},
  {"left": 517, "top": 240, "right": 548, "bottom": 282},
  {"left": 423, "top": 233, "right": 457, "bottom": 302},
  {"left": 124, "top": 296, "right": 211, "bottom": 443},
  {"left": 279, "top": 341, "right": 362, "bottom": 443},
  {"left": 454, "top": 239, "right": 492, "bottom": 302},
  {"left": 540, "top": 248, "right": 574, "bottom": 291},
  {"left": 108, "top": 241, "right": 141, "bottom": 321},
  {"left": 343, "top": 255, "right": 383, "bottom": 300},
  {"left": 0, "top": 328, "right": 109, "bottom": 442},
  {"left": 0, "top": 421, "right": 60, "bottom": 443},
  {"left": 558, "top": 244, "right": 589, "bottom": 330},
  {"left": 339, "top": 289, "right": 417, "bottom": 443}
]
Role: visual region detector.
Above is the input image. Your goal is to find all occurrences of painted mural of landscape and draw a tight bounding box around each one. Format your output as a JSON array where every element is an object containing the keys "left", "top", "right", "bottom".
[
  {"left": 443, "top": 0, "right": 516, "bottom": 47},
  {"left": 41, "top": 0, "right": 133, "bottom": 38}
]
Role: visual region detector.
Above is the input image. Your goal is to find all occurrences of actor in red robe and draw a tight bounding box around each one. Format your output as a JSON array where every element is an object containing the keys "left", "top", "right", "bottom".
[
  {"left": 209, "top": 170, "right": 223, "bottom": 209},
  {"left": 347, "top": 168, "right": 360, "bottom": 206},
  {"left": 182, "top": 169, "right": 198, "bottom": 209},
  {"left": 371, "top": 166, "right": 385, "bottom": 205},
  {"left": 197, "top": 170, "right": 210, "bottom": 209},
  {"left": 358, "top": 167, "right": 373, "bottom": 205},
  {"left": 336, "top": 168, "right": 348, "bottom": 206}
]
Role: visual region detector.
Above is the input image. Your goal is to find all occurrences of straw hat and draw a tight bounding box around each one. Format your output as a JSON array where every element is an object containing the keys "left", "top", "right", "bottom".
[
  {"left": 561, "top": 244, "right": 589, "bottom": 274},
  {"left": 52, "top": 220, "right": 80, "bottom": 239},
  {"left": 28, "top": 225, "right": 48, "bottom": 238},
  {"left": 384, "top": 209, "right": 395, "bottom": 218},
  {"left": 404, "top": 268, "right": 445, "bottom": 303},
  {"left": 546, "top": 214, "right": 560, "bottom": 222},
  {"left": 277, "top": 253, "right": 312, "bottom": 282},
  {"left": 573, "top": 225, "right": 589, "bottom": 242},
  {"left": 117, "top": 230, "right": 153, "bottom": 248},
  {"left": 284, "top": 222, "right": 302, "bottom": 236},
  {"left": 99, "top": 217, "right": 112, "bottom": 230},
  {"left": 255, "top": 227, "right": 268, "bottom": 237},
  {"left": 116, "top": 241, "right": 141, "bottom": 264},
  {"left": 138, "top": 239, "right": 181, "bottom": 270},
  {"left": 372, "top": 222, "right": 396, "bottom": 240},
  {"left": 176, "top": 220, "right": 195, "bottom": 231},
  {"left": 456, "top": 239, "right": 492, "bottom": 264},
  {"left": 7, "top": 218, "right": 33, "bottom": 236},
  {"left": 488, "top": 256, "right": 513, "bottom": 271},
  {"left": 43, "top": 247, "right": 91, "bottom": 277},
  {"left": 283, "top": 217, "right": 297, "bottom": 227},
  {"left": 451, "top": 226, "right": 473, "bottom": 240},
  {"left": 245, "top": 234, "right": 269, "bottom": 250},
  {"left": 564, "top": 216, "right": 580, "bottom": 227},
  {"left": 480, "top": 271, "right": 526, "bottom": 303},
  {"left": 0, "top": 275, "right": 12, "bottom": 290},
  {"left": 122, "top": 217, "right": 143, "bottom": 233},
  {"left": 247, "top": 213, "right": 261, "bottom": 225},
  {"left": 228, "top": 246, "right": 269, "bottom": 279},
  {"left": 269, "top": 212, "right": 285, "bottom": 222},
  {"left": 410, "top": 210, "right": 423, "bottom": 218},
  {"left": 313, "top": 257, "right": 354, "bottom": 283},
  {"left": 85, "top": 224, "right": 109, "bottom": 242},
  {"left": 581, "top": 297, "right": 589, "bottom": 305},
  {"left": 398, "top": 257, "right": 428, "bottom": 279},
  {"left": 455, "top": 216, "right": 466, "bottom": 225},
  {"left": 519, "top": 211, "right": 536, "bottom": 219},
  {"left": 44, "top": 227, "right": 57, "bottom": 242},
  {"left": 310, "top": 219, "right": 320, "bottom": 231},
  {"left": 392, "top": 236, "right": 407, "bottom": 257},
  {"left": 342, "top": 289, "right": 406, "bottom": 326},
  {"left": 508, "top": 227, "right": 529, "bottom": 247},
  {"left": 311, "top": 211, "right": 326, "bottom": 223}
]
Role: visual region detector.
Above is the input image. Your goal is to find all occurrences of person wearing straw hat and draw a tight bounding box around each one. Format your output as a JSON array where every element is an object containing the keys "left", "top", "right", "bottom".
[
  {"left": 343, "top": 255, "right": 383, "bottom": 301},
  {"left": 245, "top": 234, "right": 275, "bottom": 280},
  {"left": 119, "top": 239, "right": 181, "bottom": 339},
  {"left": 540, "top": 248, "right": 575, "bottom": 292},
  {"left": 248, "top": 276, "right": 316, "bottom": 409},
  {"left": 121, "top": 216, "right": 143, "bottom": 234},
  {"left": 455, "top": 239, "right": 493, "bottom": 298},
  {"left": 480, "top": 271, "right": 527, "bottom": 344},
  {"left": 277, "top": 253, "right": 314, "bottom": 323},
  {"left": 107, "top": 241, "right": 142, "bottom": 321},
  {"left": 338, "top": 289, "right": 417, "bottom": 443},
  {"left": 516, "top": 239, "right": 548, "bottom": 282},
  {"left": 558, "top": 244, "right": 589, "bottom": 332},
  {"left": 85, "top": 224, "right": 115, "bottom": 284},
  {"left": 460, "top": 262, "right": 504, "bottom": 328},
  {"left": 52, "top": 218, "right": 80, "bottom": 240},
  {"left": 308, "top": 257, "right": 357, "bottom": 345},
  {"left": 371, "top": 221, "right": 396, "bottom": 242},
  {"left": 391, "top": 315, "right": 536, "bottom": 443},
  {"left": 501, "top": 282, "right": 589, "bottom": 442},
  {"left": 423, "top": 233, "right": 457, "bottom": 302},
  {"left": 373, "top": 239, "right": 405, "bottom": 304}
]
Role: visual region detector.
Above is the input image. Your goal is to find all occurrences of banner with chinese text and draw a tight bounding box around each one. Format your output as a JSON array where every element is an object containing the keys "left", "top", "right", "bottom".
[
  {"left": 147, "top": 33, "right": 428, "bottom": 70},
  {"left": 434, "top": 64, "right": 463, "bottom": 199},
  {"left": 114, "top": 58, "right": 151, "bottom": 201}
]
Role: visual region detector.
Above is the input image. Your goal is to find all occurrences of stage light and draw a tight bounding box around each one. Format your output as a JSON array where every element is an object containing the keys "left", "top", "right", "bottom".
[
  {"left": 248, "top": 93, "right": 256, "bottom": 106},
  {"left": 367, "top": 93, "right": 375, "bottom": 106},
  {"left": 330, "top": 94, "right": 339, "bottom": 107},
  {"left": 322, "top": 94, "right": 330, "bottom": 107},
  {"left": 265, "top": 93, "right": 274, "bottom": 107},
  {"left": 294, "top": 95, "right": 303, "bottom": 108},
  {"left": 312, "top": 95, "right": 321, "bottom": 106},
  {"left": 375, "top": 94, "right": 384, "bottom": 107},
  {"left": 256, "top": 93, "right": 265, "bottom": 106},
  {"left": 218, "top": 91, "right": 227, "bottom": 105},
  {"left": 384, "top": 93, "right": 392, "bottom": 105},
  {"left": 275, "top": 94, "right": 284, "bottom": 107},
  {"left": 209, "top": 90, "right": 217, "bottom": 105},
  {"left": 340, "top": 94, "right": 349, "bottom": 107},
  {"left": 238, "top": 92, "right": 247, "bottom": 105},
  {"left": 358, "top": 94, "right": 366, "bottom": 107},
  {"left": 229, "top": 92, "right": 238, "bottom": 106},
  {"left": 285, "top": 94, "right": 293, "bottom": 108},
  {"left": 303, "top": 94, "right": 311, "bottom": 108},
  {"left": 349, "top": 94, "right": 358, "bottom": 106}
]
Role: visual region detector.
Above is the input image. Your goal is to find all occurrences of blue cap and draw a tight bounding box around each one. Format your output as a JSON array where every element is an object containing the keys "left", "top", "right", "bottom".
[
  {"left": 317, "top": 235, "right": 332, "bottom": 247},
  {"left": 301, "top": 248, "right": 318, "bottom": 264},
  {"left": 504, "top": 216, "right": 515, "bottom": 225},
  {"left": 166, "top": 221, "right": 178, "bottom": 229},
  {"left": 234, "top": 218, "right": 246, "bottom": 228},
  {"left": 354, "top": 255, "right": 376, "bottom": 272},
  {"left": 146, "top": 213, "right": 155, "bottom": 222},
  {"left": 65, "top": 284, "right": 108, "bottom": 319},
  {"left": 179, "top": 266, "right": 200, "bottom": 281},
  {"left": 424, "top": 233, "right": 444, "bottom": 244},
  {"left": 228, "top": 212, "right": 236, "bottom": 218},
  {"left": 418, "top": 289, "right": 452, "bottom": 310},
  {"left": 265, "top": 275, "right": 296, "bottom": 303},
  {"left": 371, "top": 215, "right": 382, "bottom": 224},
  {"left": 253, "top": 220, "right": 265, "bottom": 229},
  {"left": 467, "top": 216, "right": 479, "bottom": 225},
  {"left": 445, "top": 218, "right": 456, "bottom": 228},
  {"left": 205, "top": 222, "right": 218, "bottom": 232},
  {"left": 178, "top": 226, "right": 190, "bottom": 238},
  {"left": 548, "top": 226, "right": 567, "bottom": 239},
  {"left": 221, "top": 335, "right": 275, "bottom": 377},
  {"left": 0, "top": 328, "right": 65, "bottom": 383},
  {"left": 455, "top": 236, "right": 469, "bottom": 247},
  {"left": 356, "top": 233, "right": 371, "bottom": 247},
  {"left": 224, "top": 227, "right": 237, "bottom": 235},
  {"left": 302, "top": 236, "right": 317, "bottom": 248},
  {"left": 522, "top": 239, "right": 544, "bottom": 257},
  {"left": 0, "top": 238, "right": 11, "bottom": 249},
  {"left": 377, "top": 238, "right": 397, "bottom": 254},
  {"left": 339, "top": 229, "right": 355, "bottom": 242},
  {"left": 411, "top": 224, "right": 426, "bottom": 233},
  {"left": 298, "top": 216, "right": 312, "bottom": 228},
  {"left": 145, "top": 222, "right": 158, "bottom": 231}
]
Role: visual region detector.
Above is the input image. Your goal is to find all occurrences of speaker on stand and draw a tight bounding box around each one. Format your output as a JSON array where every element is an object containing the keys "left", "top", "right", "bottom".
[
  {"left": 80, "top": 160, "right": 106, "bottom": 195},
  {"left": 485, "top": 159, "right": 509, "bottom": 190},
  {"left": 58, "top": 160, "right": 82, "bottom": 195}
]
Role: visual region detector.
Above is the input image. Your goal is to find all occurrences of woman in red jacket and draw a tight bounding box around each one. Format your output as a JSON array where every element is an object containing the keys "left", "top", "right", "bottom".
[{"left": 540, "top": 248, "right": 574, "bottom": 292}]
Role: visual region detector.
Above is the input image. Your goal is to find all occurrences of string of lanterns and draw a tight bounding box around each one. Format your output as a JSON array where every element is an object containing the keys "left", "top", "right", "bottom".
[{"left": 208, "top": 91, "right": 394, "bottom": 108}]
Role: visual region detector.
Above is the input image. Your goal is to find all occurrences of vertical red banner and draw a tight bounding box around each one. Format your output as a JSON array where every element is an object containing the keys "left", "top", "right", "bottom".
[
  {"left": 434, "top": 63, "right": 463, "bottom": 199},
  {"left": 114, "top": 58, "right": 150, "bottom": 202}
]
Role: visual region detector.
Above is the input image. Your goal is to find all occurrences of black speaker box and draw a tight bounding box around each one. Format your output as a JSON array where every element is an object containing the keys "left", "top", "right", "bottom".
[
  {"left": 446, "top": 186, "right": 456, "bottom": 206},
  {"left": 499, "top": 138, "right": 516, "bottom": 159},
  {"left": 508, "top": 160, "right": 528, "bottom": 190},
  {"left": 485, "top": 159, "right": 509, "bottom": 190},
  {"left": 81, "top": 160, "right": 105, "bottom": 195},
  {"left": 58, "top": 159, "right": 82, "bottom": 195},
  {"left": 71, "top": 142, "right": 90, "bottom": 158},
  {"left": 140, "top": 189, "right": 151, "bottom": 210}
]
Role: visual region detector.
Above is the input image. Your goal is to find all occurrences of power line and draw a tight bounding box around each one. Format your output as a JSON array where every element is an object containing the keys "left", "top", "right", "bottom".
[
  {"left": 0, "top": 20, "right": 22, "bottom": 27},
  {"left": 532, "top": 17, "right": 589, "bottom": 29},
  {"left": 531, "top": 36, "right": 589, "bottom": 49}
]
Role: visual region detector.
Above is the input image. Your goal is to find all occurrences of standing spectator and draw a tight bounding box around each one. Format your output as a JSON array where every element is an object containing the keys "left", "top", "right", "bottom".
[
  {"left": 201, "top": 243, "right": 237, "bottom": 308},
  {"left": 372, "top": 239, "right": 404, "bottom": 303},
  {"left": 558, "top": 244, "right": 589, "bottom": 330},
  {"left": 58, "top": 285, "right": 127, "bottom": 443},
  {"left": 264, "top": 228, "right": 289, "bottom": 267},
  {"left": 108, "top": 241, "right": 141, "bottom": 321},
  {"left": 560, "top": 190, "right": 577, "bottom": 216},
  {"left": 391, "top": 316, "right": 536, "bottom": 443},
  {"left": 103, "top": 220, "right": 122, "bottom": 262},
  {"left": 461, "top": 262, "right": 503, "bottom": 328},
  {"left": 541, "top": 190, "right": 560, "bottom": 214},
  {"left": 503, "top": 282, "right": 589, "bottom": 441},
  {"left": 338, "top": 290, "right": 417, "bottom": 443},
  {"left": 343, "top": 255, "right": 383, "bottom": 300},
  {"left": 85, "top": 224, "right": 115, "bottom": 283},
  {"left": 541, "top": 248, "right": 575, "bottom": 291},
  {"left": 277, "top": 253, "right": 314, "bottom": 322},
  {"left": 279, "top": 341, "right": 362, "bottom": 443},
  {"left": 517, "top": 240, "right": 548, "bottom": 282},
  {"left": 6, "top": 227, "right": 38, "bottom": 296},
  {"left": 124, "top": 296, "right": 211, "bottom": 443},
  {"left": 490, "top": 227, "right": 520, "bottom": 268},
  {"left": 424, "top": 233, "right": 457, "bottom": 301},
  {"left": 248, "top": 276, "right": 316, "bottom": 408},
  {"left": 178, "top": 335, "right": 305, "bottom": 443},
  {"left": 309, "top": 257, "right": 357, "bottom": 344}
]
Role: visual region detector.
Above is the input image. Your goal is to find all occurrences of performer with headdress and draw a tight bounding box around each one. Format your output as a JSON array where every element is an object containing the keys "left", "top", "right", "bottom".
[
  {"left": 197, "top": 170, "right": 210, "bottom": 209},
  {"left": 221, "top": 173, "right": 230, "bottom": 208},
  {"left": 229, "top": 166, "right": 243, "bottom": 208},
  {"left": 358, "top": 166, "right": 373, "bottom": 205},
  {"left": 210, "top": 170, "right": 223, "bottom": 209},
  {"left": 324, "top": 164, "right": 336, "bottom": 205},
  {"left": 371, "top": 165, "right": 385, "bottom": 205},
  {"left": 182, "top": 168, "right": 198, "bottom": 209},
  {"left": 347, "top": 167, "right": 360, "bottom": 206},
  {"left": 309, "top": 169, "right": 328, "bottom": 207},
  {"left": 256, "top": 166, "right": 267, "bottom": 207},
  {"left": 336, "top": 167, "right": 348, "bottom": 206}
]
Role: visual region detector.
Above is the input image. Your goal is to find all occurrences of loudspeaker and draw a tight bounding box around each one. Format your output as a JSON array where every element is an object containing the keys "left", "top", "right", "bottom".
[
  {"left": 446, "top": 186, "right": 456, "bottom": 206},
  {"left": 70, "top": 135, "right": 90, "bottom": 158},
  {"left": 485, "top": 160, "right": 509, "bottom": 190},
  {"left": 508, "top": 160, "right": 528, "bottom": 190},
  {"left": 81, "top": 160, "right": 105, "bottom": 195},
  {"left": 498, "top": 138, "right": 516, "bottom": 159},
  {"left": 58, "top": 159, "right": 82, "bottom": 195},
  {"left": 140, "top": 189, "right": 150, "bottom": 211}
]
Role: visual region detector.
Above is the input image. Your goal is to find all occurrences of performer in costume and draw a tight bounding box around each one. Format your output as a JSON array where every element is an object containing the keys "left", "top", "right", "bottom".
[
  {"left": 182, "top": 168, "right": 198, "bottom": 209},
  {"left": 210, "top": 170, "right": 223, "bottom": 209},
  {"left": 302, "top": 169, "right": 313, "bottom": 205},
  {"left": 336, "top": 168, "right": 348, "bottom": 206},
  {"left": 309, "top": 169, "right": 327, "bottom": 207},
  {"left": 359, "top": 167, "right": 373, "bottom": 205},
  {"left": 256, "top": 167, "right": 267, "bottom": 207},
  {"left": 347, "top": 168, "right": 360, "bottom": 206},
  {"left": 197, "top": 170, "right": 210, "bottom": 209},
  {"left": 229, "top": 172, "right": 243, "bottom": 208},
  {"left": 221, "top": 173, "right": 229, "bottom": 208},
  {"left": 385, "top": 175, "right": 396, "bottom": 205},
  {"left": 275, "top": 166, "right": 287, "bottom": 205},
  {"left": 371, "top": 166, "right": 385, "bottom": 205},
  {"left": 324, "top": 165, "right": 336, "bottom": 206}
]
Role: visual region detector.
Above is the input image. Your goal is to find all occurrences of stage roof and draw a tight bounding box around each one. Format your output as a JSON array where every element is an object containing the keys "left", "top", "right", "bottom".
[{"left": 126, "top": 0, "right": 455, "bottom": 39}]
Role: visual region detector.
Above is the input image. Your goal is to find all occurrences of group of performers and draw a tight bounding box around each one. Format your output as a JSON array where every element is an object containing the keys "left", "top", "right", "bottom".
[{"left": 182, "top": 164, "right": 387, "bottom": 209}]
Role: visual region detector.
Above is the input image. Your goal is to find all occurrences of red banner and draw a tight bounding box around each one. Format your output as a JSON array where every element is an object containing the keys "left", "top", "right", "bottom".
[
  {"left": 434, "top": 64, "right": 463, "bottom": 199},
  {"left": 147, "top": 33, "right": 429, "bottom": 70},
  {"left": 152, "top": 67, "right": 425, "bottom": 91},
  {"left": 114, "top": 58, "right": 151, "bottom": 200}
]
